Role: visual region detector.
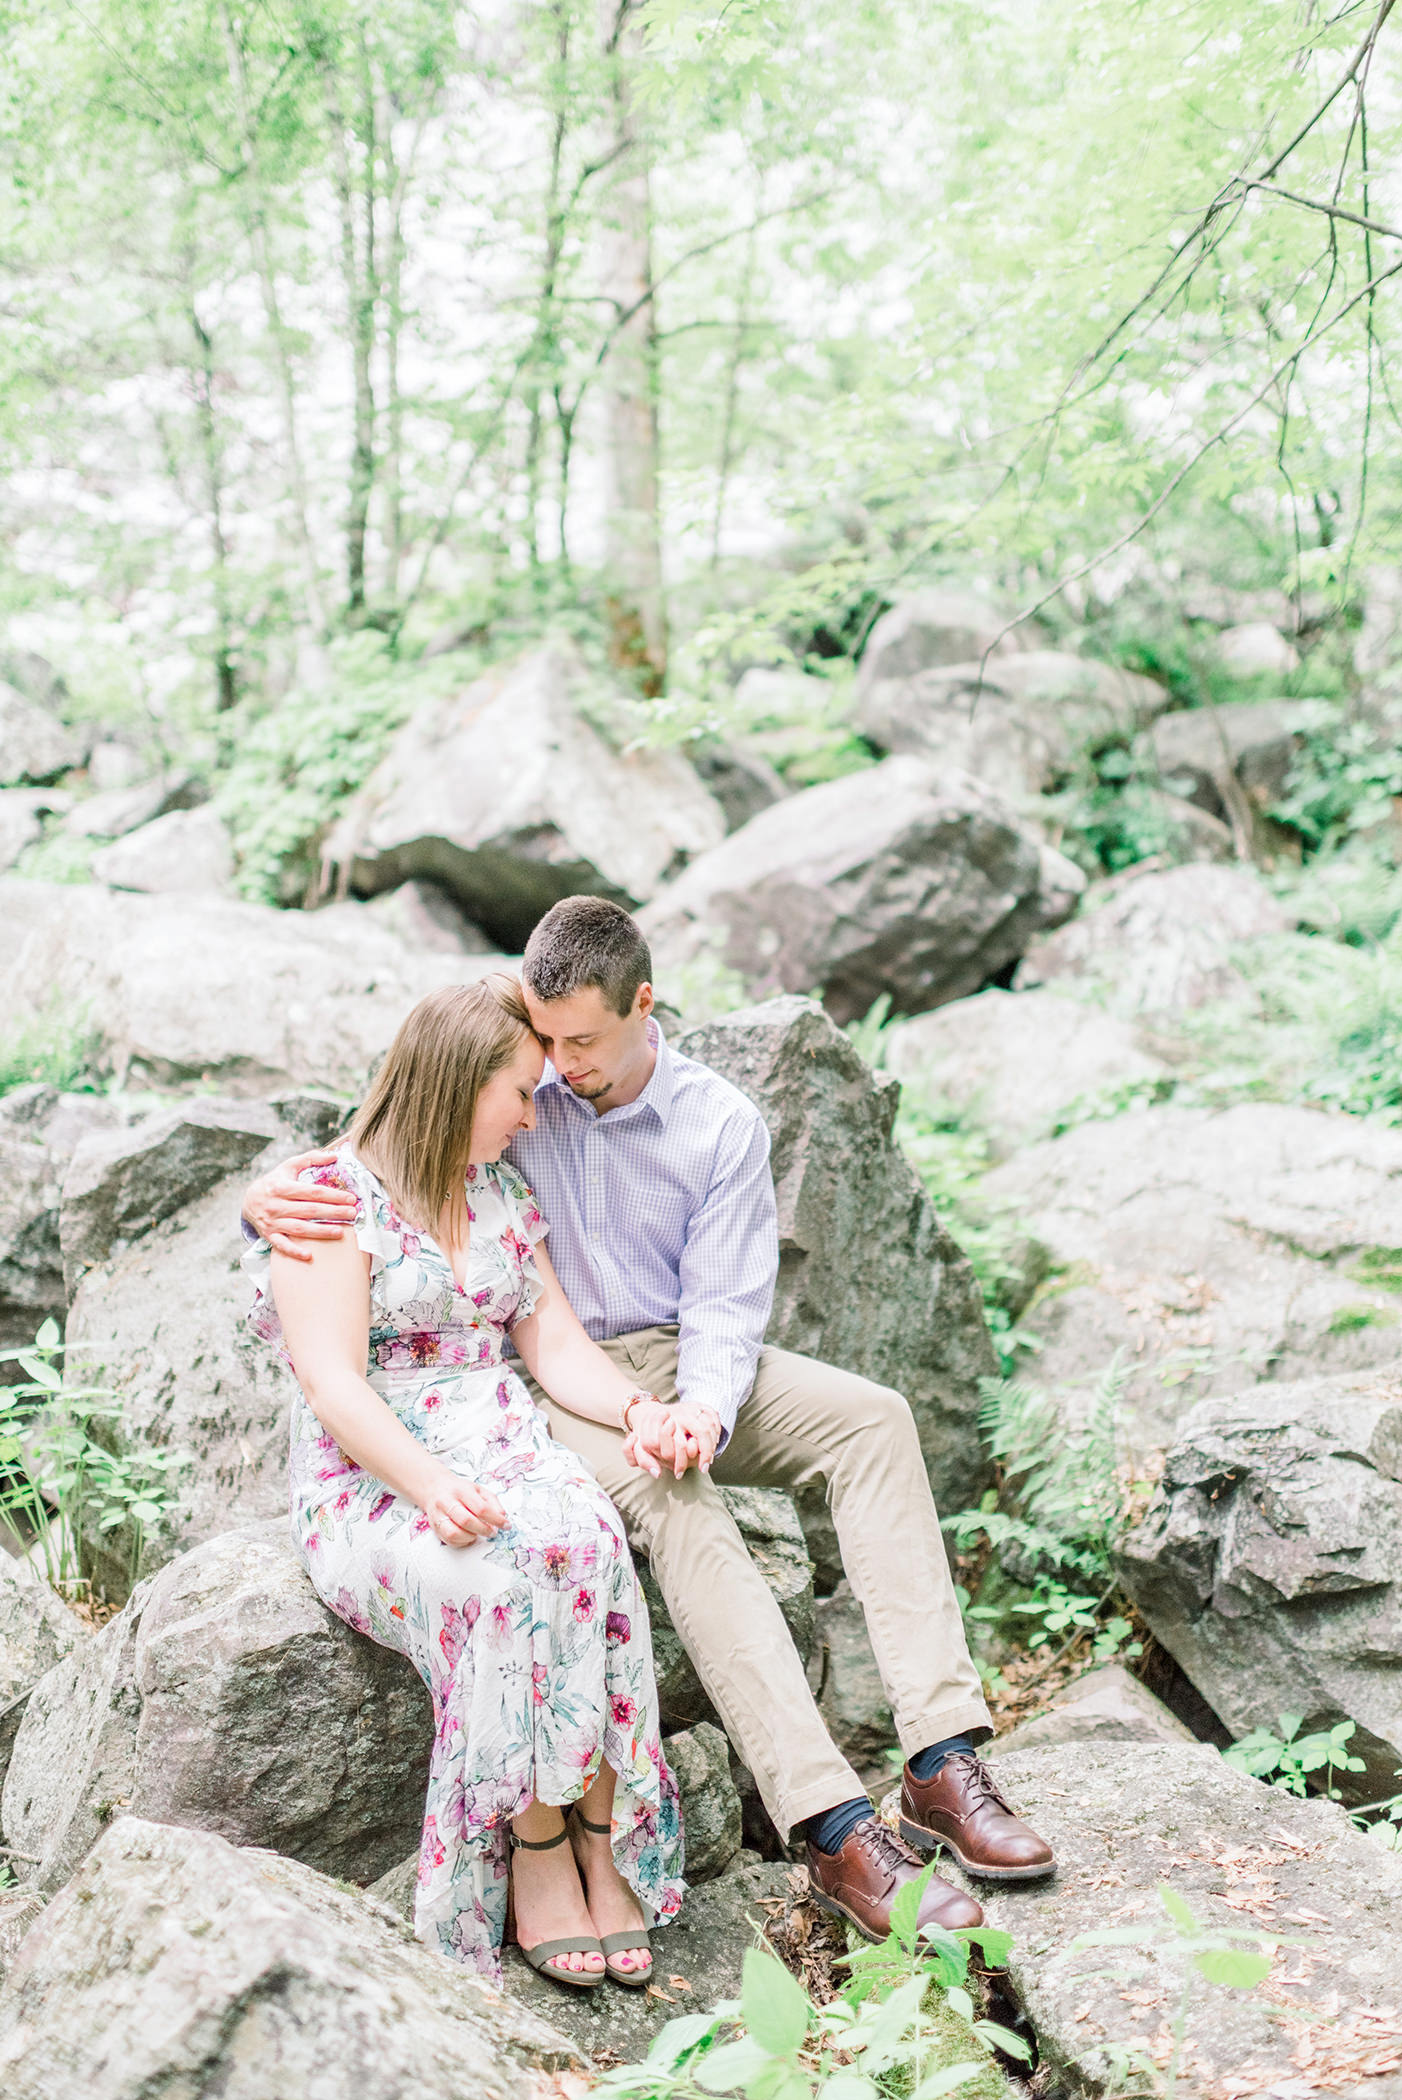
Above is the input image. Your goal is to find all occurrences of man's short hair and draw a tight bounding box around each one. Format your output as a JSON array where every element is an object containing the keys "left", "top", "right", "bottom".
[{"left": 523, "top": 895, "right": 653, "bottom": 1017}]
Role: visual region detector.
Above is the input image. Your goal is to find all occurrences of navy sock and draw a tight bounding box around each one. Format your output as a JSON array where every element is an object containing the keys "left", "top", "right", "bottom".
[
  {"left": 908, "top": 1734, "right": 977, "bottom": 1781},
  {"left": 803, "top": 1795, "right": 873, "bottom": 1855}
]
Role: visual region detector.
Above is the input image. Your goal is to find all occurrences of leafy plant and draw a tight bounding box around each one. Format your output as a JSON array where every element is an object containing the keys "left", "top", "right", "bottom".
[
  {"left": 0, "top": 1004, "right": 100, "bottom": 1097},
  {"left": 1273, "top": 719, "right": 1402, "bottom": 854},
  {"left": 1222, "top": 1714, "right": 1367, "bottom": 1801},
  {"left": 595, "top": 1864, "right": 1023, "bottom": 2100},
  {"left": 0, "top": 1321, "right": 185, "bottom": 1591}
]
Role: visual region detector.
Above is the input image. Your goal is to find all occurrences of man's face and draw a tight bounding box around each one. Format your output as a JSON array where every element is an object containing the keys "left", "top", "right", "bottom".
[{"left": 523, "top": 982, "right": 653, "bottom": 1104}]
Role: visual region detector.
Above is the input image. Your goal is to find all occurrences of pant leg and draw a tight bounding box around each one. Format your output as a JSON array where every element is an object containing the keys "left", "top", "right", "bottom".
[
  {"left": 716, "top": 1345, "right": 992, "bottom": 1755},
  {"left": 520, "top": 1331, "right": 864, "bottom": 1837}
]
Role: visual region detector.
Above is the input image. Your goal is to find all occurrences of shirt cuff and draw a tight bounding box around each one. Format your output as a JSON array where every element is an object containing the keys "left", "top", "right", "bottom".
[{"left": 239, "top": 1214, "right": 262, "bottom": 1246}]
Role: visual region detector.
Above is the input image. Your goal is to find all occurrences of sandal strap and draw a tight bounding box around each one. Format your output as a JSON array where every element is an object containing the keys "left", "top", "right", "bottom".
[
  {"left": 522, "top": 1934, "right": 604, "bottom": 1965},
  {"left": 599, "top": 1928, "right": 651, "bottom": 1954},
  {"left": 571, "top": 1810, "right": 613, "bottom": 1836},
  {"left": 509, "top": 1826, "right": 570, "bottom": 1852}
]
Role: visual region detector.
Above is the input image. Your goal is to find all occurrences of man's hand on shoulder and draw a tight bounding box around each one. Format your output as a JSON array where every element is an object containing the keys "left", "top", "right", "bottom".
[
  {"left": 245, "top": 1150, "right": 359, "bottom": 1262},
  {"left": 623, "top": 1399, "right": 723, "bottom": 1479}
]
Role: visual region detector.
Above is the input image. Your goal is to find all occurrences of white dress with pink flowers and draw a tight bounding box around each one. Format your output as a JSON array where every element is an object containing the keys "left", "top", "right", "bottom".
[{"left": 244, "top": 1145, "right": 682, "bottom": 1977}]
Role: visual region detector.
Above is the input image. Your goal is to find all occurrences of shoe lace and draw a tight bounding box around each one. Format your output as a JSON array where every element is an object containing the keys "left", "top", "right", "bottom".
[
  {"left": 854, "top": 1818, "right": 917, "bottom": 1877},
  {"left": 946, "top": 1753, "right": 1013, "bottom": 1814}
]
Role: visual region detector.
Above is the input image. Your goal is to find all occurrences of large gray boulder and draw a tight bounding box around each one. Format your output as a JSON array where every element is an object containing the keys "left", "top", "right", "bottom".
[
  {"left": 63, "top": 1129, "right": 302, "bottom": 1583},
  {"left": 62, "top": 770, "right": 202, "bottom": 841},
  {"left": 2, "top": 1524, "right": 432, "bottom": 1894},
  {"left": 644, "top": 759, "right": 1085, "bottom": 1026},
  {"left": 91, "top": 804, "right": 235, "bottom": 894},
  {"left": 661, "top": 1721, "right": 743, "bottom": 1884},
  {"left": 683, "top": 997, "right": 998, "bottom": 1533},
  {"left": 0, "top": 878, "right": 506, "bottom": 1095},
  {"left": 814, "top": 1579, "right": 895, "bottom": 1780},
  {"left": 0, "top": 789, "right": 64, "bottom": 873},
  {"left": 0, "top": 1560, "right": 85, "bottom": 1792},
  {"left": 987, "top": 1663, "right": 1193, "bottom": 1758},
  {"left": 0, "top": 684, "right": 85, "bottom": 786},
  {"left": 0, "top": 1815, "right": 583, "bottom": 2100},
  {"left": 1118, "top": 1369, "right": 1402, "bottom": 1800},
  {"left": 983, "top": 1101, "right": 1402, "bottom": 1455},
  {"left": 361, "top": 878, "right": 494, "bottom": 954},
  {"left": 322, "top": 643, "right": 724, "bottom": 951},
  {"left": 884, "top": 986, "right": 1169, "bottom": 1155},
  {"left": 0, "top": 1084, "right": 125, "bottom": 1351},
  {"left": 1016, "top": 862, "right": 1292, "bottom": 1015},
  {"left": 1150, "top": 699, "right": 1316, "bottom": 823},
  {"left": 855, "top": 588, "right": 1035, "bottom": 692},
  {"left": 955, "top": 1742, "right": 1402, "bottom": 2100},
  {"left": 643, "top": 1485, "right": 816, "bottom": 1723},
  {"left": 59, "top": 1096, "right": 280, "bottom": 1292},
  {"left": 858, "top": 651, "right": 1167, "bottom": 802},
  {"left": 1218, "top": 619, "right": 1300, "bottom": 677}
]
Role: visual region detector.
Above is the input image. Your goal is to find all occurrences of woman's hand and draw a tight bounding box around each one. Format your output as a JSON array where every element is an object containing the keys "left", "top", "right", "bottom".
[
  {"left": 623, "top": 1399, "right": 722, "bottom": 1479},
  {"left": 423, "top": 1470, "right": 508, "bottom": 1546}
]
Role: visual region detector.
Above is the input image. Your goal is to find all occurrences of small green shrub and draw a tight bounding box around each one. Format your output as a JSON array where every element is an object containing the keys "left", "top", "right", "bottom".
[
  {"left": 216, "top": 633, "right": 470, "bottom": 905},
  {"left": 0, "top": 1005, "right": 99, "bottom": 1096},
  {"left": 0, "top": 1321, "right": 185, "bottom": 1591},
  {"left": 1274, "top": 718, "right": 1402, "bottom": 853},
  {"left": 1222, "top": 1714, "right": 1367, "bottom": 1801}
]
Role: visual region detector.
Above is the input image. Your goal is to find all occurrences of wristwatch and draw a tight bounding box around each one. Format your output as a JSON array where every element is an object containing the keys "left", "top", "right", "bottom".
[{"left": 620, "top": 1387, "right": 659, "bottom": 1433}]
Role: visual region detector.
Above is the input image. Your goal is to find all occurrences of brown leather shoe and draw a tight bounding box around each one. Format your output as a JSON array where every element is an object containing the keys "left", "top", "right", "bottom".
[
  {"left": 900, "top": 1753, "right": 1055, "bottom": 1882},
  {"left": 805, "top": 1815, "right": 983, "bottom": 1943}
]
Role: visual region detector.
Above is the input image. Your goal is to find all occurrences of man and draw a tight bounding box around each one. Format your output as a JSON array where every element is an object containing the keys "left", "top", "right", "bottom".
[{"left": 243, "top": 895, "right": 1054, "bottom": 1939}]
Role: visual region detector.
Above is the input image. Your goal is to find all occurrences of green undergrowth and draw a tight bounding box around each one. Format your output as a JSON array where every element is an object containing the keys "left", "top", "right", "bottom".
[{"left": 0, "top": 1004, "right": 101, "bottom": 1097}]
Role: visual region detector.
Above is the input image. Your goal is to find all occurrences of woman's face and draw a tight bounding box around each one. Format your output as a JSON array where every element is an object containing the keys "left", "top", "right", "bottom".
[{"left": 467, "top": 1031, "right": 545, "bottom": 1164}]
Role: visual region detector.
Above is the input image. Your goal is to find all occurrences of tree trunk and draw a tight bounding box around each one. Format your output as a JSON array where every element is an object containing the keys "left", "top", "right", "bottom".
[
  {"left": 188, "top": 301, "right": 239, "bottom": 713},
  {"left": 221, "top": 5, "right": 326, "bottom": 636},
  {"left": 524, "top": 3, "right": 571, "bottom": 580},
  {"left": 596, "top": 0, "right": 665, "bottom": 694},
  {"left": 323, "top": 51, "right": 378, "bottom": 618}
]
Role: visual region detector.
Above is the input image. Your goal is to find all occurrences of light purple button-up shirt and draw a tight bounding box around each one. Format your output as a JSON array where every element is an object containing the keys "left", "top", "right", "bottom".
[{"left": 507, "top": 1022, "right": 777, "bottom": 1444}]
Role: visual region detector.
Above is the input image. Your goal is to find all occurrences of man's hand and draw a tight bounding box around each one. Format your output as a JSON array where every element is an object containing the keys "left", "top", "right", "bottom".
[
  {"left": 423, "top": 1469, "right": 508, "bottom": 1546},
  {"left": 246, "top": 1150, "right": 360, "bottom": 1261},
  {"left": 623, "top": 1400, "right": 723, "bottom": 1479}
]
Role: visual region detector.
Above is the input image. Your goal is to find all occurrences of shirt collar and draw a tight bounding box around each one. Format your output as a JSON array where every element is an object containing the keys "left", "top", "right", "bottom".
[{"left": 539, "top": 1015, "right": 674, "bottom": 1126}]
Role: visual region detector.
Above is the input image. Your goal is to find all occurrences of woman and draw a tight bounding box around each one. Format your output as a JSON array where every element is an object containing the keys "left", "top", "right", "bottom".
[{"left": 245, "top": 974, "right": 683, "bottom": 1987}]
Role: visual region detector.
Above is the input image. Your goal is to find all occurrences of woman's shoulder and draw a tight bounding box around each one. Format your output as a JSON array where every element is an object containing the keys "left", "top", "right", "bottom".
[{"left": 298, "top": 1144, "right": 389, "bottom": 1213}]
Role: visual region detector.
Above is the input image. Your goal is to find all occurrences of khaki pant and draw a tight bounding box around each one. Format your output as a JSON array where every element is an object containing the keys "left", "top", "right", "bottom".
[{"left": 523, "top": 1326, "right": 991, "bottom": 1838}]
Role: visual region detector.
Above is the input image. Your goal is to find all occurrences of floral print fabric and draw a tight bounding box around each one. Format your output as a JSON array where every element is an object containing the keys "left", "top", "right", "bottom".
[{"left": 244, "top": 1145, "right": 683, "bottom": 1976}]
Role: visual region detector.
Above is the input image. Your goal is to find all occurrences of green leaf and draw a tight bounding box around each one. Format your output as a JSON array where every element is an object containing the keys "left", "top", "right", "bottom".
[
  {"left": 972, "top": 2018, "right": 1033, "bottom": 2062},
  {"left": 1193, "top": 1949, "right": 1271, "bottom": 1989},
  {"left": 693, "top": 2039, "right": 775, "bottom": 2092},
  {"left": 908, "top": 2066, "right": 985, "bottom": 2100},
  {"left": 646, "top": 2014, "right": 722, "bottom": 2065},
  {"left": 739, "top": 1950, "right": 811, "bottom": 2058},
  {"left": 945, "top": 1984, "right": 975, "bottom": 2023},
  {"left": 16, "top": 1354, "right": 62, "bottom": 1390},
  {"left": 816, "top": 2078, "right": 881, "bottom": 2100},
  {"left": 34, "top": 1319, "right": 60, "bottom": 1350},
  {"left": 1157, "top": 1884, "right": 1197, "bottom": 1932},
  {"left": 886, "top": 1858, "right": 935, "bottom": 1950},
  {"left": 959, "top": 1925, "right": 1014, "bottom": 1968}
]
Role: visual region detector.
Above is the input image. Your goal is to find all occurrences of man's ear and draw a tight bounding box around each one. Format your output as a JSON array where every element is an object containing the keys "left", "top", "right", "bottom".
[{"left": 636, "top": 981, "right": 655, "bottom": 1021}]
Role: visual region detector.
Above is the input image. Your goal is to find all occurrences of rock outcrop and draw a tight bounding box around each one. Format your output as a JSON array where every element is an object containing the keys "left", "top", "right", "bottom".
[
  {"left": 987, "top": 1663, "right": 1194, "bottom": 1758},
  {"left": 1118, "top": 1369, "right": 1402, "bottom": 1800},
  {"left": 0, "top": 1560, "right": 84, "bottom": 1790},
  {"left": 0, "top": 1084, "right": 125, "bottom": 1350},
  {"left": 956, "top": 1742, "right": 1402, "bottom": 2100},
  {"left": 858, "top": 651, "right": 1167, "bottom": 802},
  {"left": 91, "top": 805, "right": 235, "bottom": 894},
  {"left": 813, "top": 1580, "right": 895, "bottom": 1779},
  {"left": 63, "top": 1131, "right": 301, "bottom": 1580},
  {"left": 0, "top": 1815, "right": 583, "bottom": 2100},
  {"left": 0, "top": 788, "right": 63, "bottom": 872},
  {"left": 644, "top": 759, "right": 1084, "bottom": 1025},
  {"left": 982, "top": 1102, "right": 1402, "bottom": 1454},
  {"left": 323, "top": 643, "right": 725, "bottom": 950},
  {"left": 59, "top": 1096, "right": 280, "bottom": 1292},
  {"left": 1016, "top": 863, "right": 1293, "bottom": 1015},
  {"left": 682, "top": 997, "right": 997, "bottom": 1540},
  {"left": 855, "top": 589, "right": 1034, "bottom": 691},
  {"left": 0, "top": 878, "right": 506, "bottom": 1095},
  {"left": 884, "top": 986, "right": 1169, "bottom": 1155},
  {"left": 0, "top": 684, "right": 85, "bottom": 787},
  {"left": 3, "top": 1524, "right": 431, "bottom": 1894},
  {"left": 652, "top": 1721, "right": 741, "bottom": 1884},
  {"left": 1149, "top": 699, "right": 1315, "bottom": 825}
]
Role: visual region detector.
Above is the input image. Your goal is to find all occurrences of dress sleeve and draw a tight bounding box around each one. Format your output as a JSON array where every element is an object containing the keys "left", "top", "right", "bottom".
[
  {"left": 491, "top": 1161, "right": 550, "bottom": 1323},
  {"left": 242, "top": 1151, "right": 400, "bottom": 1352}
]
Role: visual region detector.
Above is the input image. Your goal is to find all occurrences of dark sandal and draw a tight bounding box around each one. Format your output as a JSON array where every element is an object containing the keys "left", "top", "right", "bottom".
[
  {"left": 572, "top": 1809, "right": 653, "bottom": 1988},
  {"left": 510, "top": 1827, "right": 604, "bottom": 1991}
]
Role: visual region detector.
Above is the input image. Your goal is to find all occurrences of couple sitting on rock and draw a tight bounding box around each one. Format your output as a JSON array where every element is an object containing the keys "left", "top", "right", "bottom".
[{"left": 242, "top": 895, "right": 1054, "bottom": 1990}]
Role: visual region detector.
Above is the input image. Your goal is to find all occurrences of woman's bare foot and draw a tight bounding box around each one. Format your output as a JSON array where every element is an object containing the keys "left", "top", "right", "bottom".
[
  {"left": 511, "top": 1807, "right": 604, "bottom": 1978},
  {"left": 569, "top": 1804, "right": 652, "bottom": 1979}
]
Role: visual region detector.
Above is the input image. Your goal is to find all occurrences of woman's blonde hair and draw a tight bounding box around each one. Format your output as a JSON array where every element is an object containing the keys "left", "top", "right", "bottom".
[{"left": 348, "top": 973, "right": 534, "bottom": 1230}]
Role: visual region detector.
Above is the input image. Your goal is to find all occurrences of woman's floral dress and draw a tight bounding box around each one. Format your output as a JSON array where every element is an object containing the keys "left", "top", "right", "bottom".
[{"left": 244, "top": 1146, "right": 683, "bottom": 1977}]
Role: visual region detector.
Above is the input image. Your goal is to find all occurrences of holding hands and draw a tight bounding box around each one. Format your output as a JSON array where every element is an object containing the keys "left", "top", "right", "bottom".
[{"left": 622, "top": 1396, "right": 723, "bottom": 1478}]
